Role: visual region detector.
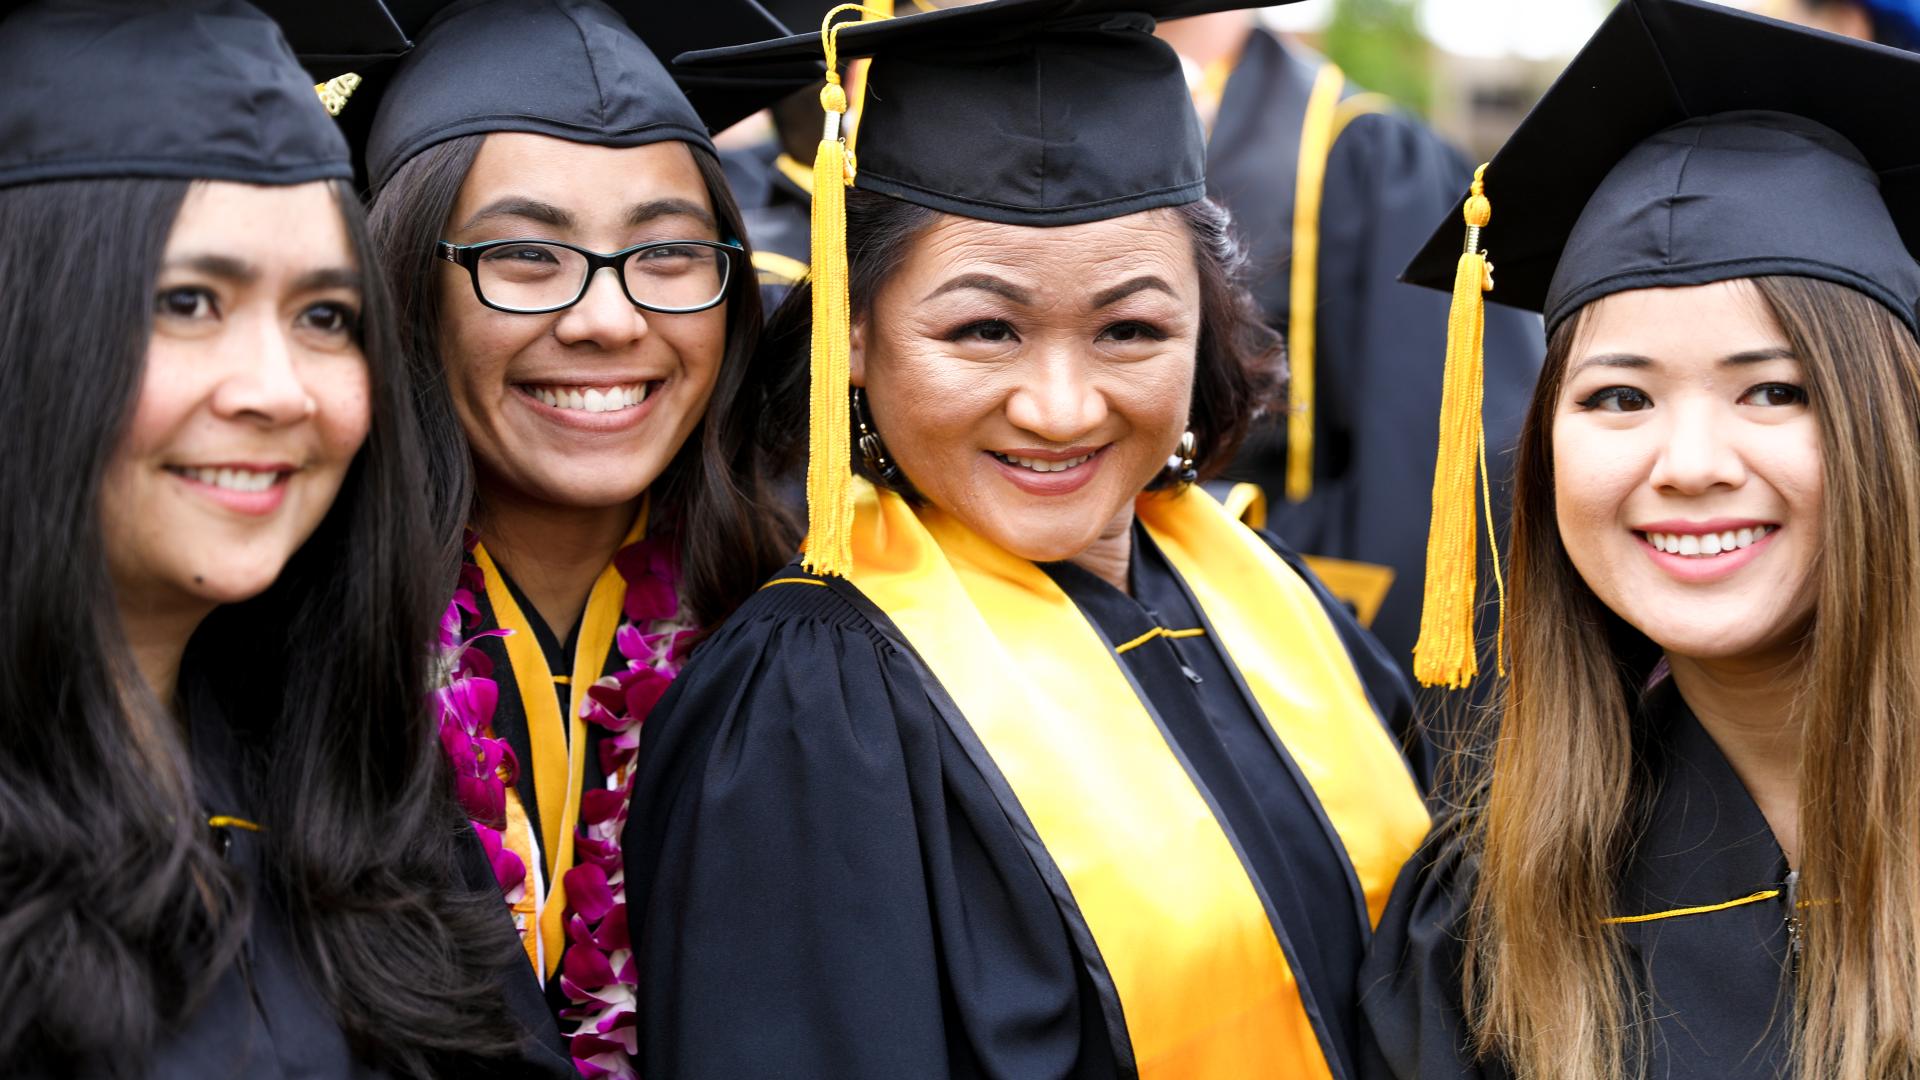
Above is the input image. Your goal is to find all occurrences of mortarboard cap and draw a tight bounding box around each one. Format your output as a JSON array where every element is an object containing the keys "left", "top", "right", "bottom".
[
  {"left": 348, "top": 0, "right": 817, "bottom": 193},
  {"left": 1402, "top": 0, "right": 1920, "bottom": 690},
  {"left": 1402, "top": 0, "right": 1920, "bottom": 335},
  {"left": 676, "top": 0, "right": 1291, "bottom": 577},
  {"left": 0, "top": 0, "right": 352, "bottom": 190}
]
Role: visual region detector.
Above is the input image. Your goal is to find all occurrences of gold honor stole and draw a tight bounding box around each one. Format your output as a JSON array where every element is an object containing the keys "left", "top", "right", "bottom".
[
  {"left": 471, "top": 507, "right": 647, "bottom": 980},
  {"left": 842, "top": 480, "right": 1429, "bottom": 1078}
]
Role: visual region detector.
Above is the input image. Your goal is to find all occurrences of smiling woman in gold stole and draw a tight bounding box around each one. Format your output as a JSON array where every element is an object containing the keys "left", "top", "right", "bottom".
[{"left": 621, "top": 2, "right": 1431, "bottom": 1077}]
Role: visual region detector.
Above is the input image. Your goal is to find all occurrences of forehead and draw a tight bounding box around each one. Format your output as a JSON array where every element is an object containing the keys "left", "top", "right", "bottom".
[
  {"left": 904, "top": 208, "right": 1197, "bottom": 285},
  {"left": 453, "top": 132, "right": 713, "bottom": 222},
  {"left": 1572, "top": 280, "right": 1790, "bottom": 362},
  {"left": 167, "top": 181, "right": 353, "bottom": 270}
]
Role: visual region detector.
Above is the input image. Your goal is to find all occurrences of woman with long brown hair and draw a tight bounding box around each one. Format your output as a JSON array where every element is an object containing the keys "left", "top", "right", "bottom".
[{"left": 1360, "top": 2, "right": 1920, "bottom": 1079}]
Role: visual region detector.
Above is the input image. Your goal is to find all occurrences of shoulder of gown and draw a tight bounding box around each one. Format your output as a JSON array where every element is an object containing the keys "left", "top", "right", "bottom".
[
  {"left": 1356, "top": 813, "right": 1504, "bottom": 1080},
  {"left": 622, "top": 572, "right": 1109, "bottom": 1080}
]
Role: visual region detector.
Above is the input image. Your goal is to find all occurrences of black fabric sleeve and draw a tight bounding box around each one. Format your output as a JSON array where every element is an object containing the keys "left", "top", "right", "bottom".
[{"left": 1356, "top": 820, "right": 1502, "bottom": 1080}]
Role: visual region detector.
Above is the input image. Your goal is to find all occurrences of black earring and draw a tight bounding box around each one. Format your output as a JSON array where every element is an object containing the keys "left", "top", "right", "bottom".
[
  {"left": 1166, "top": 430, "right": 1198, "bottom": 487},
  {"left": 853, "top": 387, "right": 903, "bottom": 486}
]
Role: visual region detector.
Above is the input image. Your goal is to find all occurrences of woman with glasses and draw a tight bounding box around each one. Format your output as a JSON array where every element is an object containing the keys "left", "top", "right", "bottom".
[
  {"left": 356, "top": 0, "right": 801, "bottom": 1073},
  {"left": 0, "top": 1, "right": 570, "bottom": 1075}
]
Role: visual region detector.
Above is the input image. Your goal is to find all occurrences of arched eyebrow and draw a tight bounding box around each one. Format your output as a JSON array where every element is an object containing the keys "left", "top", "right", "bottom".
[
  {"left": 1569, "top": 346, "right": 1798, "bottom": 378},
  {"left": 458, "top": 196, "right": 570, "bottom": 232},
  {"left": 163, "top": 254, "right": 359, "bottom": 294},
  {"left": 922, "top": 273, "right": 1034, "bottom": 305},
  {"left": 627, "top": 198, "right": 716, "bottom": 232},
  {"left": 1090, "top": 275, "right": 1175, "bottom": 308}
]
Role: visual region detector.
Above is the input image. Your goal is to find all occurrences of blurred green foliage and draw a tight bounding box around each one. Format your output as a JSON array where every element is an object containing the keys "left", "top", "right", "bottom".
[{"left": 1320, "top": 0, "right": 1432, "bottom": 114}]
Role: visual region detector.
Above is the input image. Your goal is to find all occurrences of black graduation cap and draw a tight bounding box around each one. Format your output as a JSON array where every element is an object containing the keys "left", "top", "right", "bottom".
[
  {"left": 681, "top": 0, "right": 1292, "bottom": 227},
  {"left": 1403, "top": 0, "right": 1920, "bottom": 692},
  {"left": 1402, "top": 0, "right": 1920, "bottom": 336},
  {"left": 326, "top": 0, "right": 818, "bottom": 193},
  {"left": 676, "top": 0, "right": 1288, "bottom": 578},
  {"left": 0, "top": 0, "right": 352, "bottom": 188}
]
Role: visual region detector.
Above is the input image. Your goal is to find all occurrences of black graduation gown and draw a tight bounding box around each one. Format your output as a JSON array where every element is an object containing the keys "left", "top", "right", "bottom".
[
  {"left": 1206, "top": 29, "right": 1545, "bottom": 693},
  {"left": 623, "top": 526, "right": 1418, "bottom": 1079},
  {"left": 1358, "top": 679, "right": 1796, "bottom": 1080},
  {"left": 43, "top": 701, "right": 575, "bottom": 1079}
]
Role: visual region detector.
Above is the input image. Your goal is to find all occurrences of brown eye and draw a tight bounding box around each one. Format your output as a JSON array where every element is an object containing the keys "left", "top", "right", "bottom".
[
  {"left": 156, "top": 287, "right": 216, "bottom": 320},
  {"left": 1100, "top": 321, "right": 1166, "bottom": 344},
  {"left": 1578, "top": 386, "right": 1652, "bottom": 412},
  {"left": 1739, "top": 382, "right": 1807, "bottom": 407},
  {"left": 299, "top": 301, "right": 360, "bottom": 339},
  {"left": 950, "top": 319, "right": 1017, "bottom": 344}
]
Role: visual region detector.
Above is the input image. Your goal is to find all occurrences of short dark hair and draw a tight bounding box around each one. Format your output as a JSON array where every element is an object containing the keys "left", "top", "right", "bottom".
[
  {"left": 369, "top": 135, "right": 801, "bottom": 630},
  {"left": 761, "top": 188, "right": 1285, "bottom": 493}
]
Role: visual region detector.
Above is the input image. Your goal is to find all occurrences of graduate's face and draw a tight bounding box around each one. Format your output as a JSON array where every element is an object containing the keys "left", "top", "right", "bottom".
[
  {"left": 1553, "top": 281, "right": 1821, "bottom": 663},
  {"left": 437, "top": 133, "right": 727, "bottom": 514},
  {"left": 101, "top": 180, "right": 370, "bottom": 613},
  {"left": 853, "top": 209, "right": 1200, "bottom": 562}
]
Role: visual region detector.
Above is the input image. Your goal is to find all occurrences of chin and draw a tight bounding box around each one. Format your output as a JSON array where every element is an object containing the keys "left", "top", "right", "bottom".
[
  {"left": 1628, "top": 605, "right": 1813, "bottom": 665},
  {"left": 977, "top": 513, "right": 1109, "bottom": 566}
]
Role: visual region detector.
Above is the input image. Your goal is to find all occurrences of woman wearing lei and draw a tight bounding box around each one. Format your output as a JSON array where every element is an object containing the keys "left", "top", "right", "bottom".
[{"left": 354, "top": 1, "right": 802, "bottom": 1073}]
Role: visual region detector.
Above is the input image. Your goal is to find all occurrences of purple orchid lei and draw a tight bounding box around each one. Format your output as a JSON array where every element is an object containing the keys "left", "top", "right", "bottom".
[
  {"left": 558, "top": 534, "right": 694, "bottom": 1079},
  {"left": 435, "top": 535, "right": 527, "bottom": 910},
  {"left": 435, "top": 529, "right": 692, "bottom": 1080}
]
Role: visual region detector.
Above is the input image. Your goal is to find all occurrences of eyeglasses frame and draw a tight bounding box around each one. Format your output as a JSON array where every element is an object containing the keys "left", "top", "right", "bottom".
[{"left": 436, "top": 236, "right": 744, "bottom": 315}]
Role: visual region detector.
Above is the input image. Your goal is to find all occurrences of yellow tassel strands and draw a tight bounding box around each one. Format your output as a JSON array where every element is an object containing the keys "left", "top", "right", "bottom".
[
  {"left": 1413, "top": 165, "right": 1506, "bottom": 689},
  {"left": 802, "top": 4, "right": 892, "bottom": 577}
]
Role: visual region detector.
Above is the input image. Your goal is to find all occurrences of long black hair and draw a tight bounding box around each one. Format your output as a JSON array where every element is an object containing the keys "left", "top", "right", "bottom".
[
  {"left": 369, "top": 135, "right": 801, "bottom": 630},
  {"left": 0, "top": 177, "right": 525, "bottom": 1076}
]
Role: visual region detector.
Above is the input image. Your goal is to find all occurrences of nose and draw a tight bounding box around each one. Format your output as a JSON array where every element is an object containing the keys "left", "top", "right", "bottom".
[
  {"left": 1004, "top": 347, "right": 1109, "bottom": 444},
  {"left": 209, "top": 313, "right": 314, "bottom": 426},
  {"left": 1647, "top": 401, "right": 1748, "bottom": 495},
  {"left": 552, "top": 265, "right": 649, "bottom": 349}
]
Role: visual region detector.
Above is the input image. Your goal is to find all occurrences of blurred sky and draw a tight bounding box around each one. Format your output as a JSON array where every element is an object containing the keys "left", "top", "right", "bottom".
[{"left": 1261, "top": 0, "right": 1768, "bottom": 58}]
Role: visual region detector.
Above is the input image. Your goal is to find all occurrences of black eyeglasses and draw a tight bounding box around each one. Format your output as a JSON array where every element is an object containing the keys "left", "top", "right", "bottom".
[{"left": 437, "top": 237, "right": 742, "bottom": 315}]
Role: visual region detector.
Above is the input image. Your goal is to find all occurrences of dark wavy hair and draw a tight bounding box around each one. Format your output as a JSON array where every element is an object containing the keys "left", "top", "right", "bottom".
[
  {"left": 0, "top": 177, "right": 527, "bottom": 1076},
  {"left": 368, "top": 135, "right": 801, "bottom": 630},
  {"left": 759, "top": 189, "right": 1285, "bottom": 493}
]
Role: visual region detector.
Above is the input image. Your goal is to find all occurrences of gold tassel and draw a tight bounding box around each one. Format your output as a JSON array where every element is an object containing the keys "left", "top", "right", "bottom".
[
  {"left": 801, "top": 5, "right": 886, "bottom": 577},
  {"left": 1413, "top": 164, "right": 1504, "bottom": 689}
]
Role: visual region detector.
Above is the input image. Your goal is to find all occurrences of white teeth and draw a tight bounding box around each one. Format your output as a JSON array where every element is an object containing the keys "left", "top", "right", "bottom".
[
  {"left": 1642, "top": 525, "right": 1776, "bottom": 557},
  {"left": 524, "top": 383, "right": 649, "bottom": 413},
  {"left": 182, "top": 466, "right": 280, "bottom": 492},
  {"left": 995, "top": 451, "right": 1095, "bottom": 473}
]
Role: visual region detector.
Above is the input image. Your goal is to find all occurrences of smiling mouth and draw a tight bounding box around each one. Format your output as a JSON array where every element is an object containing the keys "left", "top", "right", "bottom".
[
  {"left": 990, "top": 450, "right": 1098, "bottom": 473},
  {"left": 164, "top": 465, "right": 289, "bottom": 492},
  {"left": 519, "top": 381, "right": 659, "bottom": 414},
  {"left": 1638, "top": 524, "right": 1778, "bottom": 557}
]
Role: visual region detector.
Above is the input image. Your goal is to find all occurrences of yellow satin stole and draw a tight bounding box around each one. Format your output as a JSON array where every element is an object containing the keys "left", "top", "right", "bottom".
[
  {"left": 472, "top": 507, "right": 647, "bottom": 980},
  {"left": 842, "top": 479, "right": 1429, "bottom": 1078}
]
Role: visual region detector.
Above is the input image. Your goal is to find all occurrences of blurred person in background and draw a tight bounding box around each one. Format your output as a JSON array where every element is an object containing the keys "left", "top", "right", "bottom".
[{"left": 1156, "top": 10, "right": 1542, "bottom": 738}]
